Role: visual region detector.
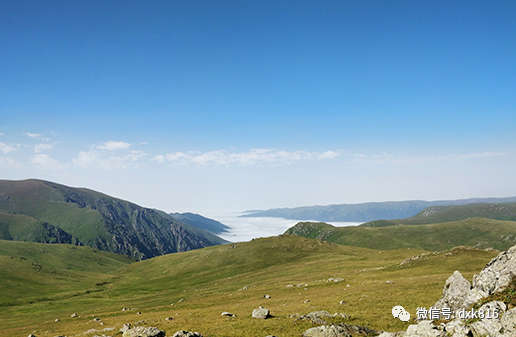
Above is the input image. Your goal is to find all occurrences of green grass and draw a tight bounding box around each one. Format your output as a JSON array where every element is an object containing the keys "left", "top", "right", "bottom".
[
  {"left": 0, "top": 235, "right": 500, "bottom": 337},
  {"left": 286, "top": 217, "right": 516, "bottom": 251}
]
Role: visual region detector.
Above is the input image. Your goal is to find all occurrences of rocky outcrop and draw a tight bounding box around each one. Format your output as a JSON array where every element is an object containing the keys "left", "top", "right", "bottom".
[
  {"left": 382, "top": 245, "right": 516, "bottom": 337},
  {"left": 433, "top": 270, "right": 487, "bottom": 312}
]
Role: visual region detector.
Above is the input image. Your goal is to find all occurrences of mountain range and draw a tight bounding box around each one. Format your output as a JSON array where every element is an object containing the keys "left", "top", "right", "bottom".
[
  {"left": 284, "top": 201, "right": 516, "bottom": 251},
  {"left": 0, "top": 179, "right": 227, "bottom": 260},
  {"left": 243, "top": 196, "right": 516, "bottom": 222}
]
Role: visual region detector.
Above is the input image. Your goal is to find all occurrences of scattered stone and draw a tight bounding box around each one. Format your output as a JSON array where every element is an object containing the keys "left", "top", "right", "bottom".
[
  {"left": 242, "top": 286, "right": 250, "bottom": 290},
  {"left": 71, "top": 312, "right": 78, "bottom": 317},
  {"left": 28, "top": 334, "right": 37, "bottom": 337},
  {"left": 332, "top": 313, "right": 350, "bottom": 319},
  {"left": 252, "top": 307, "right": 271, "bottom": 319},
  {"left": 304, "top": 299, "right": 311, "bottom": 303},
  {"left": 221, "top": 312, "right": 236, "bottom": 317},
  {"left": 122, "top": 308, "right": 129, "bottom": 311},
  {"left": 122, "top": 326, "right": 165, "bottom": 337},
  {"left": 339, "top": 300, "right": 346, "bottom": 305},
  {"left": 54, "top": 319, "right": 60, "bottom": 322},
  {"left": 286, "top": 284, "right": 294, "bottom": 288},
  {"left": 171, "top": 330, "right": 203, "bottom": 337},
  {"left": 164, "top": 317, "right": 174, "bottom": 321},
  {"left": 263, "top": 294, "right": 271, "bottom": 298},
  {"left": 327, "top": 277, "right": 345, "bottom": 283},
  {"left": 93, "top": 318, "right": 101, "bottom": 322},
  {"left": 385, "top": 280, "right": 394, "bottom": 284}
]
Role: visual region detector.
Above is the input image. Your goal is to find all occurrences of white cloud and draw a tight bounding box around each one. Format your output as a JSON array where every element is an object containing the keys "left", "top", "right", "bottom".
[
  {"left": 0, "top": 142, "right": 16, "bottom": 154},
  {"left": 152, "top": 148, "right": 341, "bottom": 166},
  {"left": 34, "top": 143, "right": 53, "bottom": 153},
  {"left": 24, "top": 132, "right": 50, "bottom": 141},
  {"left": 96, "top": 141, "right": 131, "bottom": 151},
  {"left": 73, "top": 150, "right": 146, "bottom": 169},
  {"left": 30, "top": 154, "right": 64, "bottom": 170},
  {"left": 24, "top": 132, "right": 42, "bottom": 138}
]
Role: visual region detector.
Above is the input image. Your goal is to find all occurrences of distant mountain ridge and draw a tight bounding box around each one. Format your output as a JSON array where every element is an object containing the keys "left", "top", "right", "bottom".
[
  {"left": 170, "top": 212, "right": 230, "bottom": 234},
  {"left": 243, "top": 196, "right": 516, "bottom": 222},
  {"left": 0, "top": 179, "right": 227, "bottom": 260},
  {"left": 361, "top": 202, "right": 516, "bottom": 227}
]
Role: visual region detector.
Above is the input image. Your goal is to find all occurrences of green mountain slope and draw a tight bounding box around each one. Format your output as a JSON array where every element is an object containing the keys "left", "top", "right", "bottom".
[
  {"left": 0, "top": 179, "right": 226, "bottom": 259},
  {"left": 397, "top": 202, "right": 516, "bottom": 225},
  {"left": 285, "top": 217, "right": 516, "bottom": 251},
  {"left": 0, "top": 239, "right": 133, "bottom": 307}
]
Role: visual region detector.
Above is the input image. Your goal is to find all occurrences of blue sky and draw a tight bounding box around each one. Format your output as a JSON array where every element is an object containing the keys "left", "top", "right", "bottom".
[{"left": 1, "top": 0, "right": 515, "bottom": 215}]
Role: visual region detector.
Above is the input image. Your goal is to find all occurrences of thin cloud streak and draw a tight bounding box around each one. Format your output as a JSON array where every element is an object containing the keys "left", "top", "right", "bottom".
[
  {"left": 73, "top": 150, "right": 146, "bottom": 169},
  {"left": 152, "top": 149, "right": 342, "bottom": 166}
]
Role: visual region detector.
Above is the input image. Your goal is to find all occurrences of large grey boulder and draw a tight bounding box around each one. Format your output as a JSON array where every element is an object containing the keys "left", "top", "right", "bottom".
[
  {"left": 122, "top": 326, "right": 166, "bottom": 337},
  {"left": 433, "top": 271, "right": 487, "bottom": 311},
  {"left": 473, "top": 245, "right": 516, "bottom": 295},
  {"left": 501, "top": 307, "right": 516, "bottom": 335},
  {"left": 302, "top": 324, "right": 351, "bottom": 337},
  {"left": 442, "top": 319, "right": 471, "bottom": 337},
  {"left": 252, "top": 307, "right": 270, "bottom": 319},
  {"left": 468, "top": 301, "right": 506, "bottom": 337}
]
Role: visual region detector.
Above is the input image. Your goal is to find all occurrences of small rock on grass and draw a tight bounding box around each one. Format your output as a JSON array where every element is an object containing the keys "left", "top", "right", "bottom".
[
  {"left": 122, "top": 326, "right": 165, "bottom": 337},
  {"left": 252, "top": 308, "right": 271, "bottom": 319}
]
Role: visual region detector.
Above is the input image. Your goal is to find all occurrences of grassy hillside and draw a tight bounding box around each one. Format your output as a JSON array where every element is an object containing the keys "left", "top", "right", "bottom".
[
  {"left": 398, "top": 202, "right": 516, "bottom": 225},
  {"left": 0, "top": 235, "right": 500, "bottom": 337},
  {"left": 0, "top": 240, "right": 133, "bottom": 308},
  {"left": 0, "top": 179, "right": 226, "bottom": 259},
  {"left": 286, "top": 217, "right": 516, "bottom": 251}
]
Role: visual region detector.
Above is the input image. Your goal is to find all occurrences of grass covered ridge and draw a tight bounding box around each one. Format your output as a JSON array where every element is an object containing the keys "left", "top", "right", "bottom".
[
  {"left": 0, "top": 235, "right": 500, "bottom": 337},
  {"left": 286, "top": 217, "right": 516, "bottom": 251}
]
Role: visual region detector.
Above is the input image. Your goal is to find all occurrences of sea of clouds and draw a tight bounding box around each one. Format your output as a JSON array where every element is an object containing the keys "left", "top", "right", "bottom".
[{"left": 209, "top": 211, "right": 361, "bottom": 243}]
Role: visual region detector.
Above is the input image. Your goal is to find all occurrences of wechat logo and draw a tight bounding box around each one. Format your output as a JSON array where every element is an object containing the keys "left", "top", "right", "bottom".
[{"left": 392, "top": 305, "right": 410, "bottom": 322}]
